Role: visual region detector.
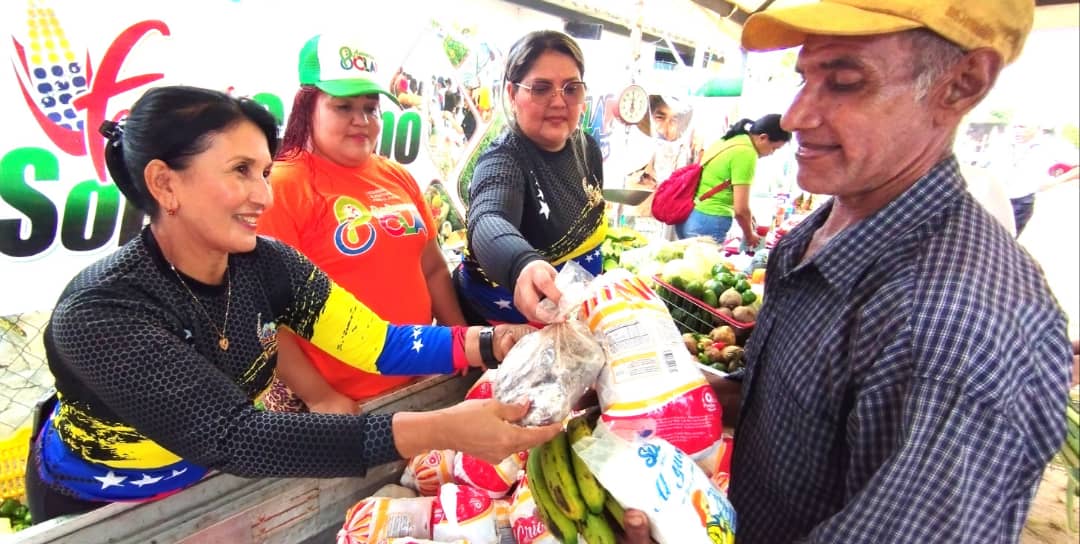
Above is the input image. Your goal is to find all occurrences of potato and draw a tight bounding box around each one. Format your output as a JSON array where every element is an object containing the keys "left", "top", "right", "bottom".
[
  {"left": 719, "top": 288, "right": 743, "bottom": 309},
  {"left": 682, "top": 333, "right": 698, "bottom": 354},
  {"left": 717, "top": 307, "right": 734, "bottom": 318},
  {"left": 732, "top": 305, "right": 758, "bottom": 323},
  {"left": 709, "top": 325, "right": 736, "bottom": 346},
  {"left": 720, "top": 345, "right": 745, "bottom": 363},
  {"left": 705, "top": 346, "right": 724, "bottom": 364}
]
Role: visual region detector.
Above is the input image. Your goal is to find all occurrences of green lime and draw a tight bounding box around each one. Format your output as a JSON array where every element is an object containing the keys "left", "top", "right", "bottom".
[
  {"left": 702, "top": 279, "right": 721, "bottom": 296},
  {"left": 735, "top": 279, "right": 752, "bottom": 293},
  {"left": 741, "top": 290, "right": 758, "bottom": 305},
  {"left": 703, "top": 290, "right": 719, "bottom": 308},
  {"left": 669, "top": 276, "right": 686, "bottom": 290},
  {"left": 719, "top": 272, "right": 736, "bottom": 289},
  {"left": 685, "top": 281, "right": 705, "bottom": 299}
]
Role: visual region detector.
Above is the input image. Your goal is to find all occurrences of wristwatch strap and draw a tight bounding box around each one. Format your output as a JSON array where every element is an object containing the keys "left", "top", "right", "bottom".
[{"left": 479, "top": 326, "right": 499, "bottom": 369}]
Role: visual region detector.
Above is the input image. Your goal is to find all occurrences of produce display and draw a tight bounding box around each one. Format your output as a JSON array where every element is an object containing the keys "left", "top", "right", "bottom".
[
  {"left": 682, "top": 326, "right": 745, "bottom": 374},
  {"left": 598, "top": 227, "right": 649, "bottom": 273}
]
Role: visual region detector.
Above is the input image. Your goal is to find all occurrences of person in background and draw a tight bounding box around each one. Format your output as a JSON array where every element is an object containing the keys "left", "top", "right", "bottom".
[
  {"left": 26, "top": 85, "right": 558, "bottom": 524},
  {"left": 623, "top": 95, "right": 699, "bottom": 236},
  {"left": 720, "top": 1, "right": 1074, "bottom": 542},
  {"left": 257, "top": 34, "right": 468, "bottom": 414},
  {"left": 676, "top": 114, "right": 790, "bottom": 245},
  {"left": 1005, "top": 123, "right": 1058, "bottom": 235},
  {"left": 454, "top": 30, "right": 605, "bottom": 325}
]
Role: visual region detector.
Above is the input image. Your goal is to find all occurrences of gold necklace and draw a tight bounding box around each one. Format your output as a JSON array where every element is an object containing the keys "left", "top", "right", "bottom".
[{"left": 170, "top": 265, "right": 231, "bottom": 351}]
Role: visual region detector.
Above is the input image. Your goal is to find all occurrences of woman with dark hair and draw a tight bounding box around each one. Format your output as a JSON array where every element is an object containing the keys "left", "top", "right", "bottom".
[
  {"left": 454, "top": 30, "right": 605, "bottom": 325},
  {"left": 25, "top": 84, "right": 559, "bottom": 524},
  {"left": 258, "top": 34, "right": 467, "bottom": 414},
  {"left": 676, "top": 113, "right": 791, "bottom": 245}
]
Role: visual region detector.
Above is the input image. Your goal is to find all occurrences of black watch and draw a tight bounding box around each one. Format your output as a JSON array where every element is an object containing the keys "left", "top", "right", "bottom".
[{"left": 478, "top": 326, "right": 499, "bottom": 369}]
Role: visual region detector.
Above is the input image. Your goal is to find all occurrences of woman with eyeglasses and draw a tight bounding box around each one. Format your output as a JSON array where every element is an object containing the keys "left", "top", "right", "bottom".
[
  {"left": 257, "top": 34, "right": 470, "bottom": 414},
  {"left": 454, "top": 30, "right": 606, "bottom": 325}
]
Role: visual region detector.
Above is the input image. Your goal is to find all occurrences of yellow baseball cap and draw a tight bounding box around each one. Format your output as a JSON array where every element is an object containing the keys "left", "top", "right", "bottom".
[{"left": 741, "top": 0, "right": 1034, "bottom": 64}]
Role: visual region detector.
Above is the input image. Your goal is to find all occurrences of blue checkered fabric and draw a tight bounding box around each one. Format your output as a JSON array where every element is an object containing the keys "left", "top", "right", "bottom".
[{"left": 729, "top": 157, "right": 1072, "bottom": 543}]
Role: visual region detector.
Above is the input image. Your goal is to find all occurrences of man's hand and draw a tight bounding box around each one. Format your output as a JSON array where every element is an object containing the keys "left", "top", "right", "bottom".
[{"left": 620, "top": 509, "right": 653, "bottom": 543}]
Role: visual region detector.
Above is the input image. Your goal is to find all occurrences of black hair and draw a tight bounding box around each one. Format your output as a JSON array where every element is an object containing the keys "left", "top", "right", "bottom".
[
  {"left": 99, "top": 85, "right": 279, "bottom": 218},
  {"left": 721, "top": 113, "right": 791, "bottom": 143}
]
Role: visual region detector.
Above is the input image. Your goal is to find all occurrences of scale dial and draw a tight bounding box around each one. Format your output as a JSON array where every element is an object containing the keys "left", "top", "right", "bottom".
[{"left": 615, "top": 84, "right": 649, "bottom": 125}]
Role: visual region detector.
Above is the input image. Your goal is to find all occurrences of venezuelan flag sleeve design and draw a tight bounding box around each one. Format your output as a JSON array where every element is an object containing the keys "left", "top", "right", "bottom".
[{"left": 273, "top": 241, "right": 454, "bottom": 376}]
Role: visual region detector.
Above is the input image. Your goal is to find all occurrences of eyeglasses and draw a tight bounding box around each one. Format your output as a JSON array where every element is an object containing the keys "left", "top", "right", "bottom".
[{"left": 514, "top": 81, "right": 588, "bottom": 105}]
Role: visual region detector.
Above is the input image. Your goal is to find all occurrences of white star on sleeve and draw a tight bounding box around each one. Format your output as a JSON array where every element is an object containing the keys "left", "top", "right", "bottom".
[
  {"left": 131, "top": 473, "right": 164, "bottom": 487},
  {"left": 585, "top": 253, "right": 594, "bottom": 262},
  {"left": 165, "top": 468, "right": 188, "bottom": 479},
  {"left": 412, "top": 338, "right": 424, "bottom": 352},
  {"left": 538, "top": 200, "right": 551, "bottom": 219},
  {"left": 412, "top": 326, "right": 423, "bottom": 339},
  {"left": 495, "top": 299, "right": 513, "bottom": 310},
  {"left": 94, "top": 470, "right": 127, "bottom": 489}
]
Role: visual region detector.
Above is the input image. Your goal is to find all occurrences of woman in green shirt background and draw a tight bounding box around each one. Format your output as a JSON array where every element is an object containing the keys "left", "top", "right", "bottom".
[{"left": 676, "top": 114, "right": 790, "bottom": 245}]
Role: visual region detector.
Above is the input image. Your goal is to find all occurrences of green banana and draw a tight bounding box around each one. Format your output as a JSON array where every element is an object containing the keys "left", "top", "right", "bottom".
[
  {"left": 566, "top": 415, "right": 606, "bottom": 514},
  {"left": 577, "top": 511, "right": 617, "bottom": 544},
  {"left": 527, "top": 446, "right": 579, "bottom": 544},
  {"left": 540, "top": 432, "right": 588, "bottom": 521},
  {"left": 604, "top": 492, "right": 626, "bottom": 531}
]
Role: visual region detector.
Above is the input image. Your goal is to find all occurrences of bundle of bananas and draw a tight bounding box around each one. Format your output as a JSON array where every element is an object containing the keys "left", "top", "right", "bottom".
[
  {"left": 526, "top": 415, "right": 625, "bottom": 544},
  {"left": 1061, "top": 386, "right": 1079, "bottom": 533}
]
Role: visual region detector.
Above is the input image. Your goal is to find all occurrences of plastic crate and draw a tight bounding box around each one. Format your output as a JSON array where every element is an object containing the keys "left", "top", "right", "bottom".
[
  {"left": 653, "top": 276, "right": 755, "bottom": 341},
  {"left": 1, "top": 426, "right": 30, "bottom": 502}
]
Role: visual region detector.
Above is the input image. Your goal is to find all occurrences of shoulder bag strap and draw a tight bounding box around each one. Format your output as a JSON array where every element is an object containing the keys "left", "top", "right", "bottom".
[{"left": 696, "top": 143, "right": 753, "bottom": 202}]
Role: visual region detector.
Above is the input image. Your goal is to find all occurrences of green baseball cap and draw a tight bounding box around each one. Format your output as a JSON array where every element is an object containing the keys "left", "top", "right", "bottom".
[{"left": 298, "top": 34, "right": 400, "bottom": 106}]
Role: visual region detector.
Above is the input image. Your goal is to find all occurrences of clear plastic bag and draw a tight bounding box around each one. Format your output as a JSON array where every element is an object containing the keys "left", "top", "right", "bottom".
[{"left": 494, "top": 262, "right": 606, "bottom": 426}]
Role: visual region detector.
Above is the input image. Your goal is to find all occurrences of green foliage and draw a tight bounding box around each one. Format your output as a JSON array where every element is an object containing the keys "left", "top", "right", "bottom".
[{"left": 457, "top": 113, "right": 505, "bottom": 209}]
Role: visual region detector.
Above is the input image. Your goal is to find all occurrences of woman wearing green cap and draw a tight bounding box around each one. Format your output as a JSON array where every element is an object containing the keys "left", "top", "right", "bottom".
[{"left": 258, "top": 34, "right": 470, "bottom": 413}]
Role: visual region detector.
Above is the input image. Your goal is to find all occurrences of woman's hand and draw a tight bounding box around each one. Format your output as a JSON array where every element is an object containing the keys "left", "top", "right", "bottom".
[
  {"left": 515, "top": 260, "right": 563, "bottom": 324},
  {"left": 492, "top": 324, "right": 537, "bottom": 361},
  {"left": 463, "top": 324, "right": 536, "bottom": 370},
  {"left": 393, "top": 398, "right": 562, "bottom": 464}
]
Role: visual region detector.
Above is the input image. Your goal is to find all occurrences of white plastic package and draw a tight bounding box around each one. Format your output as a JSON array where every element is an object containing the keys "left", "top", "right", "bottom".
[{"left": 573, "top": 422, "right": 736, "bottom": 544}]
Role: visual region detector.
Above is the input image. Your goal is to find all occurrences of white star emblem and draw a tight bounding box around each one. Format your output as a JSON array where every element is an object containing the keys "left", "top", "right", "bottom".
[
  {"left": 538, "top": 200, "right": 551, "bottom": 219},
  {"left": 166, "top": 468, "right": 188, "bottom": 479},
  {"left": 412, "top": 326, "right": 423, "bottom": 339},
  {"left": 131, "top": 473, "right": 164, "bottom": 487},
  {"left": 495, "top": 299, "right": 513, "bottom": 310},
  {"left": 412, "top": 338, "right": 424, "bottom": 352},
  {"left": 585, "top": 253, "right": 594, "bottom": 262},
  {"left": 594, "top": 249, "right": 602, "bottom": 257},
  {"left": 95, "top": 470, "right": 126, "bottom": 490}
]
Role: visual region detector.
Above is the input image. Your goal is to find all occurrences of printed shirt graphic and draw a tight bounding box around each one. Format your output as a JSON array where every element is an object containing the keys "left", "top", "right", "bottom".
[
  {"left": 41, "top": 233, "right": 450, "bottom": 501},
  {"left": 260, "top": 151, "right": 438, "bottom": 399},
  {"left": 694, "top": 134, "right": 758, "bottom": 217}
]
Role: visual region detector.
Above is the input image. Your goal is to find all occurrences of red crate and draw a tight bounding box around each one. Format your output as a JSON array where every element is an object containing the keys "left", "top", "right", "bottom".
[{"left": 652, "top": 275, "right": 755, "bottom": 340}]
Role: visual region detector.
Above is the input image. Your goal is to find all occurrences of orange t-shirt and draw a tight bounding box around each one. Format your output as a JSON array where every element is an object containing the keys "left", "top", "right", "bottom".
[{"left": 260, "top": 150, "right": 438, "bottom": 399}]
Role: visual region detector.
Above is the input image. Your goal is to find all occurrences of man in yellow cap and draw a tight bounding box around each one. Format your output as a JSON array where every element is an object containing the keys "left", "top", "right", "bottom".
[{"left": 719, "top": 1, "right": 1074, "bottom": 543}]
